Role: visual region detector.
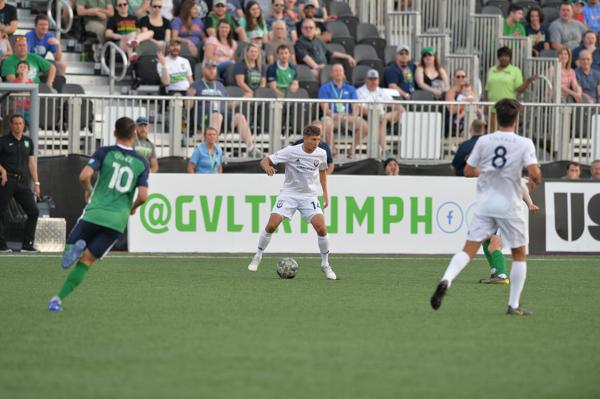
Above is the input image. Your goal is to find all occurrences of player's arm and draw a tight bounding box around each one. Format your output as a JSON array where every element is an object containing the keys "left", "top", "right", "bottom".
[
  {"left": 464, "top": 165, "right": 479, "bottom": 177},
  {"left": 79, "top": 165, "right": 95, "bottom": 203},
  {"left": 260, "top": 156, "right": 277, "bottom": 176},
  {"left": 28, "top": 155, "right": 40, "bottom": 198},
  {"left": 319, "top": 169, "right": 328, "bottom": 209},
  {"left": 521, "top": 178, "right": 540, "bottom": 212},
  {"left": 526, "top": 164, "right": 542, "bottom": 191},
  {"left": 130, "top": 186, "right": 148, "bottom": 215}
]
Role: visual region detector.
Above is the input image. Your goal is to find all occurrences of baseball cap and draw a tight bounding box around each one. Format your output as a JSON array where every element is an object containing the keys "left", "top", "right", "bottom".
[
  {"left": 366, "top": 69, "right": 379, "bottom": 79},
  {"left": 136, "top": 116, "right": 149, "bottom": 125},
  {"left": 397, "top": 44, "right": 410, "bottom": 53},
  {"left": 304, "top": 0, "right": 318, "bottom": 8},
  {"left": 421, "top": 47, "right": 436, "bottom": 56},
  {"left": 202, "top": 58, "right": 218, "bottom": 68},
  {"left": 214, "top": 0, "right": 227, "bottom": 6}
]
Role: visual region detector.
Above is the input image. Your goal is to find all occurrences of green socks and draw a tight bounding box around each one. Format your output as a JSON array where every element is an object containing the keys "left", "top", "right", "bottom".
[
  {"left": 482, "top": 240, "right": 494, "bottom": 269},
  {"left": 482, "top": 240, "right": 507, "bottom": 277},
  {"left": 57, "top": 262, "right": 89, "bottom": 300}
]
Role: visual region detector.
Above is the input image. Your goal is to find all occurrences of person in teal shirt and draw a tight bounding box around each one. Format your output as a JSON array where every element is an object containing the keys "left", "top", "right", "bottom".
[{"left": 187, "top": 127, "right": 224, "bottom": 174}]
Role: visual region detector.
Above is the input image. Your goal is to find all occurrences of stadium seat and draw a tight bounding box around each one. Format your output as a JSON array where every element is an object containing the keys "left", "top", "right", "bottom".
[
  {"left": 327, "top": 21, "right": 355, "bottom": 54},
  {"left": 296, "top": 64, "right": 317, "bottom": 82},
  {"left": 135, "top": 40, "right": 159, "bottom": 57},
  {"left": 338, "top": 15, "right": 360, "bottom": 41},
  {"left": 254, "top": 87, "right": 278, "bottom": 98},
  {"left": 328, "top": 1, "right": 353, "bottom": 16},
  {"left": 481, "top": 5, "right": 504, "bottom": 15},
  {"left": 298, "top": 80, "right": 320, "bottom": 98},
  {"left": 356, "top": 23, "right": 379, "bottom": 42},
  {"left": 538, "top": 49, "right": 558, "bottom": 58},
  {"left": 235, "top": 41, "right": 248, "bottom": 61},
  {"left": 319, "top": 65, "right": 333, "bottom": 85},
  {"left": 540, "top": 0, "right": 563, "bottom": 7},
  {"left": 136, "top": 55, "right": 161, "bottom": 85},
  {"left": 351, "top": 65, "right": 372, "bottom": 87},
  {"left": 411, "top": 90, "right": 435, "bottom": 101},
  {"left": 326, "top": 42, "right": 347, "bottom": 55},
  {"left": 285, "top": 88, "right": 310, "bottom": 98},
  {"left": 354, "top": 44, "right": 384, "bottom": 74},
  {"left": 225, "top": 85, "right": 245, "bottom": 98},
  {"left": 60, "top": 84, "right": 94, "bottom": 131},
  {"left": 384, "top": 45, "right": 397, "bottom": 65},
  {"left": 357, "top": 23, "right": 386, "bottom": 61},
  {"left": 193, "top": 62, "right": 203, "bottom": 81},
  {"left": 284, "top": 88, "right": 312, "bottom": 135}
]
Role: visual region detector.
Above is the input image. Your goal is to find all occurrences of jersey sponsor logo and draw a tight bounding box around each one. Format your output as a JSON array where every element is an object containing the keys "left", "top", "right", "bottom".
[
  {"left": 276, "top": 200, "right": 284, "bottom": 208},
  {"left": 313, "top": 160, "right": 319, "bottom": 167}
]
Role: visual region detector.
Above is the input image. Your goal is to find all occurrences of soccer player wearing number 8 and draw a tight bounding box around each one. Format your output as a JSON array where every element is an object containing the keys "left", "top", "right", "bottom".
[
  {"left": 430, "top": 99, "right": 542, "bottom": 316},
  {"left": 247, "top": 124, "right": 337, "bottom": 280},
  {"left": 48, "top": 117, "right": 149, "bottom": 311}
]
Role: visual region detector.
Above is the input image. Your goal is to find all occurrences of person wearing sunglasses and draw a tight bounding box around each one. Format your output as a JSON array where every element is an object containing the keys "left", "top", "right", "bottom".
[
  {"left": 204, "top": 0, "right": 247, "bottom": 42},
  {"left": 76, "top": 0, "right": 114, "bottom": 44},
  {"left": 140, "top": 0, "right": 172, "bottom": 48},
  {"left": 266, "top": 0, "right": 296, "bottom": 42},
  {"left": 105, "top": 0, "right": 153, "bottom": 62}
]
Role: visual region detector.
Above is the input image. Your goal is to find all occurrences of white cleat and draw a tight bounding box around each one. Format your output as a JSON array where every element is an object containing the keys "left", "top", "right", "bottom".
[
  {"left": 321, "top": 264, "right": 337, "bottom": 280},
  {"left": 248, "top": 254, "right": 262, "bottom": 272}
]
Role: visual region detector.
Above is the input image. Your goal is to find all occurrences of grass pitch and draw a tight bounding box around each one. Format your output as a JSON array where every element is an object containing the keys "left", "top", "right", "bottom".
[{"left": 0, "top": 254, "right": 599, "bottom": 399}]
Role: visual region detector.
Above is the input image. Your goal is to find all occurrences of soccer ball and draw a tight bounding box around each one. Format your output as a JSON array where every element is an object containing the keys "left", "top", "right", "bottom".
[{"left": 276, "top": 257, "right": 299, "bottom": 279}]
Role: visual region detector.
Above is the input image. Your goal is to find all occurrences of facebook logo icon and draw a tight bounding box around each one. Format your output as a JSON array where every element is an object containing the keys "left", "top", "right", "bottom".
[{"left": 436, "top": 202, "right": 463, "bottom": 234}]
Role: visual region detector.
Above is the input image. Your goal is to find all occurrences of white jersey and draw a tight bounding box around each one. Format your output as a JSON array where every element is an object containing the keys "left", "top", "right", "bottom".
[
  {"left": 269, "top": 144, "right": 327, "bottom": 197},
  {"left": 157, "top": 56, "right": 192, "bottom": 92},
  {"left": 467, "top": 131, "right": 538, "bottom": 218}
]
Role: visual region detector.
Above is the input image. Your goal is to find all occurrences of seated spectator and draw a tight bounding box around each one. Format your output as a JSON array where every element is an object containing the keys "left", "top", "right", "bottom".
[
  {"left": 383, "top": 45, "right": 416, "bottom": 99},
  {"left": 128, "top": 0, "right": 150, "bottom": 17},
  {"left": 284, "top": 0, "right": 301, "bottom": 23},
  {"left": 572, "top": 31, "right": 600, "bottom": 69},
  {"left": 584, "top": 0, "right": 600, "bottom": 32},
  {"left": 295, "top": 1, "right": 330, "bottom": 42},
  {"left": 295, "top": 19, "right": 355, "bottom": 80},
  {"left": 504, "top": 4, "right": 526, "bottom": 37},
  {"left": 552, "top": 46, "right": 582, "bottom": 102},
  {"left": 549, "top": 2, "right": 587, "bottom": 50},
  {"left": 157, "top": 38, "right": 193, "bottom": 95},
  {"left": 134, "top": 116, "right": 159, "bottom": 173},
  {"left": 575, "top": 50, "right": 600, "bottom": 102},
  {"left": 1, "top": 36, "right": 56, "bottom": 88},
  {"left": 293, "top": 122, "right": 334, "bottom": 173},
  {"left": 13, "top": 61, "right": 34, "bottom": 123},
  {"left": 451, "top": 119, "right": 484, "bottom": 176},
  {"left": 140, "top": 0, "right": 172, "bottom": 49},
  {"left": 105, "top": 0, "right": 153, "bottom": 62},
  {"left": 357, "top": 69, "right": 403, "bottom": 158},
  {"left": 266, "top": 44, "right": 298, "bottom": 96},
  {"left": 161, "top": 0, "right": 174, "bottom": 19},
  {"left": 563, "top": 161, "right": 581, "bottom": 180},
  {"left": 0, "top": 0, "right": 18, "bottom": 37},
  {"left": 187, "top": 59, "right": 260, "bottom": 157},
  {"left": 187, "top": 127, "right": 224, "bottom": 174},
  {"left": 299, "top": 0, "right": 328, "bottom": 24},
  {"left": 172, "top": 0, "right": 204, "bottom": 58},
  {"left": 0, "top": 31, "right": 12, "bottom": 62},
  {"left": 204, "top": 0, "right": 247, "bottom": 42},
  {"left": 240, "top": 1, "right": 269, "bottom": 43},
  {"left": 76, "top": 0, "right": 114, "bottom": 45},
  {"left": 383, "top": 158, "right": 399, "bottom": 176},
  {"left": 234, "top": 43, "right": 266, "bottom": 96},
  {"left": 573, "top": 0, "right": 586, "bottom": 24},
  {"left": 415, "top": 47, "right": 449, "bottom": 100},
  {"left": 25, "top": 16, "right": 67, "bottom": 76},
  {"left": 591, "top": 159, "right": 600, "bottom": 179},
  {"left": 267, "top": 0, "right": 297, "bottom": 42},
  {"left": 318, "top": 63, "right": 368, "bottom": 157},
  {"left": 225, "top": 0, "right": 245, "bottom": 19},
  {"left": 266, "top": 20, "right": 295, "bottom": 64},
  {"left": 204, "top": 19, "right": 238, "bottom": 80},
  {"left": 525, "top": 6, "right": 551, "bottom": 54}
]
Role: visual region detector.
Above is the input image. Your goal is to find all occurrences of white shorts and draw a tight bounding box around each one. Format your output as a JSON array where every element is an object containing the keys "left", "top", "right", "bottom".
[
  {"left": 271, "top": 195, "right": 323, "bottom": 223},
  {"left": 467, "top": 213, "right": 528, "bottom": 249}
]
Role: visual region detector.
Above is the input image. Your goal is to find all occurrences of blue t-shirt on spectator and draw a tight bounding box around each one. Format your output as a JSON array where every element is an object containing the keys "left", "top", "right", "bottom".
[
  {"left": 452, "top": 135, "right": 481, "bottom": 176},
  {"left": 584, "top": 3, "right": 600, "bottom": 32},
  {"left": 190, "top": 143, "right": 224, "bottom": 174},
  {"left": 383, "top": 61, "right": 416, "bottom": 94},
  {"left": 25, "top": 31, "right": 57, "bottom": 57},
  {"left": 318, "top": 80, "right": 358, "bottom": 114}
]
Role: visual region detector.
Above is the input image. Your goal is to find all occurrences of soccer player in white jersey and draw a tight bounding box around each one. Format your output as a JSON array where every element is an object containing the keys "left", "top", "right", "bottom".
[
  {"left": 247, "top": 125, "right": 336, "bottom": 280},
  {"left": 430, "top": 99, "right": 542, "bottom": 315}
]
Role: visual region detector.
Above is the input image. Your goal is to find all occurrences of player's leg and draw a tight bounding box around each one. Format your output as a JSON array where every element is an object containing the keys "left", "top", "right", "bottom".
[
  {"left": 248, "top": 197, "right": 291, "bottom": 271},
  {"left": 309, "top": 213, "right": 336, "bottom": 280},
  {"left": 499, "top": 217, "right": 531, "bottom": 315},
  {"left": 480, "top": 234, "right": 509, "bottom": 284}
]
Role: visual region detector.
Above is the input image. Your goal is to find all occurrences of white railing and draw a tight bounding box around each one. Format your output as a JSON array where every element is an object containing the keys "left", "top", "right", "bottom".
[
  {"left": 386, "top": 11, "right": 421, "bottom": 54},
  {"left": 468, "top": 14, "right": 502, "bottom": 81}
]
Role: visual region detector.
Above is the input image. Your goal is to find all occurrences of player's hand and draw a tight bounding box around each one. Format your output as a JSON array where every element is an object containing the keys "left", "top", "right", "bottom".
[
  {"left": 528, "top": 203, "right": 540, "bottom": 213},
  {"left": 264, "top": 166, "right": 277, "bottom": 176},
  {"left": 33, "top": 184, "right": 40, "bottom": 198},
  {"left": 130, "top": 207, "right": 137, "bottom": 215},
  {"left": 0, "top": 171, "right": 7, "bottom": 187},
  {"left": 84, "top": 189, "right": 92, "bottom": 203},
  {"left": 322, "top": 195, "right": 329, "bottom": 209}
]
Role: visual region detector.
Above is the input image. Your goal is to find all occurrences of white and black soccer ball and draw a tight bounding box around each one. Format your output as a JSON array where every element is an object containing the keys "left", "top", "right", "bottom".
[{"left": 276, "top": 257, "right": 299, "bottom": 279}]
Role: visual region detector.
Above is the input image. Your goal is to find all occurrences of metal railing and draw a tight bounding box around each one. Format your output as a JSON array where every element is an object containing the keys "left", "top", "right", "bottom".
[
  {"left": 416, "top": 34, "right": 451, "bottom": 63},
  {"left": 15, "top": 93, "right": 600, "bottom": 165},
  {"left": 468, "top": 14, "right": 502, "bottom": 81},
  {"left": 385, "top": 11, "right": 421, "bottom": 54},
  {"left": 100, "top": 42, "right": 129, "bottom": 94},
  {"left": 47, "top": 0, "right": 73, "bottom": 42}
]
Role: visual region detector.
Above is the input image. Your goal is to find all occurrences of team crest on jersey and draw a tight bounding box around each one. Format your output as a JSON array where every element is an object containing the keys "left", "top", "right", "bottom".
[
  {"left": 24, "top": 141, "right": 30, "bottom": 149},
  {"left": 276, "top": 200, "right": 284, "bottom": 208},
  {"left": 313, "top": 160, "right": 319, "bottom": 167}
]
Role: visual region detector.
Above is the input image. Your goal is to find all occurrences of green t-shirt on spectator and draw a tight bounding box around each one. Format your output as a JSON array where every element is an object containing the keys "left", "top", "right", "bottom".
[
  {"left": 503, "top": 19, "right": 526, "bottom": 37},
  {"left": 485, "top": 64, "right": 524, "bottom": 103},
  {"left": 1, "top": 54, "right": 52, "bottom": 83}
]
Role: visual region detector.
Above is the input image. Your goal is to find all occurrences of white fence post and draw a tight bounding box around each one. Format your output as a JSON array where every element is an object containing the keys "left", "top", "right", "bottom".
[{"left": 68, "top": 96, "right": 82, "bottom": 154}]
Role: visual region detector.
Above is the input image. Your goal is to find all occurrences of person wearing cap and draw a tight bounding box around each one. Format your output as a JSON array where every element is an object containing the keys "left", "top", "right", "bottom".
[
  {"left": 294, "top": 1, "right": 330, "bottom": 42},
  {"left": 105, "top": 0, "right": 153, "bottom": 63},
  {"left": 584, "top": 0, "right": 600, "bottom": 32},
  {"left": 204, "top": 0, "right": 247, "bottom": 42},
  {"left": 267, "top": 44, "right": 299, "bottom": 97},
  {"left": 415, "top": 47, "right": 449, "bottom": 100},
  {"left": 240, "top": 1, "right": 270, "bottom": 43},
  {"left": 383, "top": 45, "right": 416, "bottom": 99},
  {"left": 1, "top": 36, "right": 56, "bottom": 88},
  {"left": 451, "top": 119, "right": 485, "bottom": 177},
  {"left": 0, "top": 0, "right": 18, "bottom": 36},
  {"left": 134, "top": 117, "right": 159, "bottom": 173},
  {"left": 357, "top": 69, "right": 403, "bottom": 158},
  {"left": 318, "top": 63, "right": 368, "bottom": 157},
  {"left": 76, "top": 0, "right": 114, "bottom": 44},
  {"left": 295, "top": 19, "right": 355, "bottom": 80},
  {"left": 573, "top": 0, "right": 586, "bottom": 23},
  {"left": 234, "top": 42, "right": 267, "bottom": 96},
  {"left": 503, "top": 4, "right": 526, "bottom": 37},
  {"left": 549, "top": 2, "right": 587, "bottom": 50},
  {"left": 156, "top": 38, "right": 194, "bottom": 95},
  {"left": 187, "top": 59, "right": 261, "bottom": 157},
  {"left": 299, "top": 0, "right": 328, "bottom": 24}
]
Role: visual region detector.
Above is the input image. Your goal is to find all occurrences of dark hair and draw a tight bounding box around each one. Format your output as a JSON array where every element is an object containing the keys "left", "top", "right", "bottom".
[
  {"left": 383, "top": 157, "right": 399, "bottom": 169},
  {"left": 507, "top": 4, "right": 523, "bottom": 15},
  {"left": 216, "top": 19, "right": 234, "bottom": 47},
  {"left": 495, "top": 99, "right": 521, "bottom": 128},
  {"left": 16, "top": 60, "right": 30, "bottom": 70},
  {"left": 470, "top": 119, "right": 485, "bottom": 134},
  {"left": 497, "top": 46, "right": 512, "bottom": 60},
  {"left": 34, "top": 14, "right": 49, "bottom": 25},
  {"left": 9, "top": 114, "right": 25, "bottom": 124},
  {"left": 115, "top": 117, "right": 137, "bottom": 140},
  {"left": 526, "top": 6, "right": 544, "bottom": 24},
  {"left": 245, "top": 1, "right": 265, "bottom": 32},
  {"left": 276, "top": 44, "right": 290, "bottom": 53},
  {"left": 303, "top": 124, "right": 321, "bottom": 137},
  {"left": 179, "top": 0, "right": 197, "bottom": 33},
  {"left": 567, "top": 161, "right": 581, "bottom": 170},
  {"left": 420, "top": 52, "right": 441, "bottom": 71}
]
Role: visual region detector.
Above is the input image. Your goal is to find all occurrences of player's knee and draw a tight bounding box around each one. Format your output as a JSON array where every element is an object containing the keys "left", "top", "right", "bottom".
[{"left": 265, "top": 225, "right": 277, "bottom": 234}]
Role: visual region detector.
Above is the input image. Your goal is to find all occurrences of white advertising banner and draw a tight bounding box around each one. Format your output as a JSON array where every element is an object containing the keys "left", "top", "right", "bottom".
[
  {"left": 129, "top": 174, "right": 492, "bottom": 254},
  {"left": 545, "top": 182, "right": 600, "bottom": 252}
]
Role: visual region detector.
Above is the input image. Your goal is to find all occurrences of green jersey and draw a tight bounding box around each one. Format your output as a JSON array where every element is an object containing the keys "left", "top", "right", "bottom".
[{"left": 83, "top": 145, "right": 149, "bottom": 233}]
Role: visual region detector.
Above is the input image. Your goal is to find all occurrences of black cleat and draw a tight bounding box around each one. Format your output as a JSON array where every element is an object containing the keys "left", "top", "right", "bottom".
[
  {"left": 506, "top": 306, "right": 532, "bottom": 316},
  {"left": 430, "top": 280, "right": 449, "bottom": 310}
]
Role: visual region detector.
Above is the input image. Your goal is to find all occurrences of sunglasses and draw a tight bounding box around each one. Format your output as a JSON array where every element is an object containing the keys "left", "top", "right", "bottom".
[
  {"left": 152, "top": 4, "right": 162, "bottom": 8},
  {"left": 274, "top": 3, "right": 284, "bottom": 6},
  {"left": 215, "top": 3, "right": 226, "bottom": 7},
  {"left": 455, "top": 75, "right": 466, "bottom": 78},
  {"left": 117, "top": 3, "right": 128, "bottom": 6}
]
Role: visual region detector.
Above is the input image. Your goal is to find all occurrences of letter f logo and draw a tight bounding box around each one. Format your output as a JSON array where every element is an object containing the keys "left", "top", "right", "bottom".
[{"left": 447, "top": 210, "right": 454, "bottom": 225}]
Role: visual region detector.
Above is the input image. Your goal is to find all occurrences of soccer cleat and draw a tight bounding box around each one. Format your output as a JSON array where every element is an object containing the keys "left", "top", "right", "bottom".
[
  {"left": 48, "top": 296, "right": 63, "bottom": 312},
  {"left": 0, "top": 247, "right": 12, "bottom": 253},
  {"left": 248, "top": 253, "right": 262, "bottom": 272},
  {"left": 479, "top": 273, "right": 510, "bottom": 284},
  {"left": 61, "top": 240, "right": 86, "bottom": 269},
  {"left": 430, "top": 280, "right": 449, "bottom": 310},
  {"left": 20, "top": 245, "right": 39, "bottom": 254},
  {"left": 506, "top": 306, "right": 532, "bottom": 316},
  {"left": 321, "top": 264, "right": 337, "bottom": 280}
]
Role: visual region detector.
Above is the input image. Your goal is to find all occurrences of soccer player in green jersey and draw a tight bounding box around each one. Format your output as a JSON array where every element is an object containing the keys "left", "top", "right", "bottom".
[{"left": 48, "top": 117, "right": 149, "bottom": 311}]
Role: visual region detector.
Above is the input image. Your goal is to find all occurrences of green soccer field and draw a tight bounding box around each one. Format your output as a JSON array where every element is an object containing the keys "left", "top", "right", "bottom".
[{"left": 1, "top": 254, "right": 599, "bottom": 399}]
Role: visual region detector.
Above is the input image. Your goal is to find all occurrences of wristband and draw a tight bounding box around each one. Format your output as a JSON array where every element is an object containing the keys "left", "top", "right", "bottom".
[{"left": 34, "top": 182, "right": 40, "bottom": 186}]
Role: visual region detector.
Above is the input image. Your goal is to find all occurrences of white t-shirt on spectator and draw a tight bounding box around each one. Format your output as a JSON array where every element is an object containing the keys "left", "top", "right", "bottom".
[
  {"left": 157, "top": 55, "right": 192, "bottom": 92},
  {"left": 356, "top": 84, "right": 395, "bottom": 115}
]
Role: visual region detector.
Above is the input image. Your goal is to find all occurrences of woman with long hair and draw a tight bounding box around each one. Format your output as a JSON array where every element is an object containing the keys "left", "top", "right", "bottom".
[
  {"left": 241, "top": 1, "right": 269, "bottom": 43},
  {"left": 554, "top": 46, "right": 582, "bottom": 103},
  {"left": 525, "top": 6, "right": 550, "bottom": 55},
  {"left": 415, "top": 47, "right": 449, "bottom": 100},
  {"left": 204, "top": 19, "right": 238, "bottom": 79},
  {"left": 171, "top": 0, "right": 204, "bottom": 58},
  {"left": 139, "top": 0, "right": 172, "bottom": 49},
  {"left": 234, "top": 43, "right": 266, "bottom": 96}
]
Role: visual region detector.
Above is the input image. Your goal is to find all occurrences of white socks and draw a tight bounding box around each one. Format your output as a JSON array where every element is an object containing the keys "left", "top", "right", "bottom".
[
  {"left": 318, "top": 235, "right": 329, "bottom": 266},
  {"left": 508, "top": 261, "right": 527, "bottom": 309},
  {"left": 441, "top": 251, "right": 471, "bottom": 287},
  {"left": 257, "top": 230, "right": 272, "bottom": 255}
]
